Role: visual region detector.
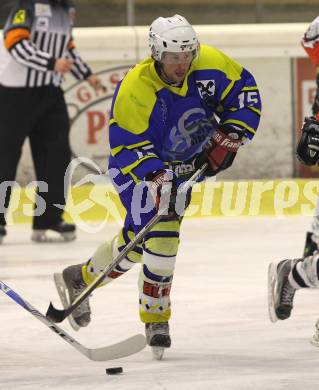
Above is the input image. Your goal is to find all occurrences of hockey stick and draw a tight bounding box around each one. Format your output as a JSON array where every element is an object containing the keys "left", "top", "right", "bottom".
[
  {"left": 46, "top": 163, "right": 208, "bottom": 323},
  {"left": 0, "top": 280, "right": 146, "bottom": 361}
]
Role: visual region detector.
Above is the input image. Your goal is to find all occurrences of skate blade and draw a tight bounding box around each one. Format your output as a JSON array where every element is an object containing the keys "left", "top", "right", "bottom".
[
  {"left": 31, "top": 230, "right": 76, "bottom": 243},
  {"left": 53, "top": 273, "right": 80, "bottom": 331},
  {"left": 152, "top": 347, "right": 165, "bottom": 360},
  {"left": 267, "top": 262, "right": 278, "bottom": 323}
]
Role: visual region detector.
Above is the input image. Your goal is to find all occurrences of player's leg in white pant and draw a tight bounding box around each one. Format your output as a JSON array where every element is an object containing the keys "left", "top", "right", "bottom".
[
  {"left": 56, "top": 226, "right": 142, "bottom": 329},
  {"left": 303, "top": 197, "right": 319, "bottom": 256}
]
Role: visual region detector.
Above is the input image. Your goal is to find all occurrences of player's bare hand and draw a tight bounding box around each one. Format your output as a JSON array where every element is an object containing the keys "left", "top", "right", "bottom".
[
  {"left": 54, "top": 58, "right": 74, "bottom": 74},
  {"left": 87, "top": 74, "right": 105, "bottom": 91}
]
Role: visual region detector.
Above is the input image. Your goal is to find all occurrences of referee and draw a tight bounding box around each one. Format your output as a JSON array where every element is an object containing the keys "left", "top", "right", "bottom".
[{"left": 0, "top": 0, "right": 103, "bottom": 243}]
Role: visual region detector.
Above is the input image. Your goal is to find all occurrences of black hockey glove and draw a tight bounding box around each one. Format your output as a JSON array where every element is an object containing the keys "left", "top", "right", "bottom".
[
  {"left": 195, "top": 127, "right": 243, "bottom": 176},
  {"left": 296, "top": 116, "right": 319, "bottom": 165}
]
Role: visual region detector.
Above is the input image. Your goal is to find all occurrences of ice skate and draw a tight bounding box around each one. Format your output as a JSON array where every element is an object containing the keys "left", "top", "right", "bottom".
[
  {"left": 31, "top": 222, "right": 76, "bottom": 243},
  {"left": 0, "top": 225, "right": 6, "bottom": 244},
  {"left": 145, "top": 322, "right": 171, "bottom": 360},
  {"left": 310, "top": 318, "right": 319, "bottom": 347},
  {"left": 54, "top": 264, "right": 91, "bottom": 331},
  {"left": 268, "top": 259, "right": 300, "bottom": 322},
  {"left": 303, "top": 232, "right": 318, "bottom": 257}
]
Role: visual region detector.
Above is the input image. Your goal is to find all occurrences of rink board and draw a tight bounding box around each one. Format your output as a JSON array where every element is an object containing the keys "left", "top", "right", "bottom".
[{"left": 6, "top": 178, "right": 319, "bottom": 224}]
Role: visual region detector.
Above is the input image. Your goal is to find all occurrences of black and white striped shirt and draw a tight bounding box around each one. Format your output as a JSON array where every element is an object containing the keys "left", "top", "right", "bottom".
[{"left": 0, "top": 0, "right": 91, "bottom": 87}]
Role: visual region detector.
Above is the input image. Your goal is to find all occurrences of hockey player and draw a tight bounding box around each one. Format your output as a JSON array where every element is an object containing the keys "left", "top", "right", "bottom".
[
  {"left": 0, "top": 0, "right": 103, "bottom": 243},
  {"left": 300, "top": 16, "right": 319, "bottom": 256},
  {"left": 54, "top": 15, "right": 261, "bottom": 356},
  {"left": 268, "top": 116, "right": 319, "bottom": 344}
]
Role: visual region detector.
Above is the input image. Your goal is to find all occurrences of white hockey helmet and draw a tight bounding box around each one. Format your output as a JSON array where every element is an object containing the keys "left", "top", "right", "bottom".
[{"left": 149, "top": 14, "right": 199, "bottom": 64}]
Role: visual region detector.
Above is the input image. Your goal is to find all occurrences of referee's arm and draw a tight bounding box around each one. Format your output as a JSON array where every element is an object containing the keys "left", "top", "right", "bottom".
[
  {"left": 66, "top": 38, "right": 92, "bottom": 80},
  {"left": 3, "top": 8, "right": 55, "bottom": 72}
]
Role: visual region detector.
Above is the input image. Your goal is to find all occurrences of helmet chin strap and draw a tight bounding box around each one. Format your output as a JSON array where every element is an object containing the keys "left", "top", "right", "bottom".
[{"left": 155, "top": 62, "right": 183, "bottom": 87}]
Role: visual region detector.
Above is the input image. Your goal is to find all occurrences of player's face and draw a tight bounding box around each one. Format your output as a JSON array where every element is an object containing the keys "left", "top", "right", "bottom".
[{"left": 160, "top": 51, "right": 194, "bottom": 83}]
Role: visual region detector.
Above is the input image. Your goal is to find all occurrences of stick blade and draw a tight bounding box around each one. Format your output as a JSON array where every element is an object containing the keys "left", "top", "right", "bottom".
[
  {"left": 88, "top": 334, "right": 147, "bottom": 361},
  {"left": 46, "top": 301, "right": 67, "bottom": 323}
]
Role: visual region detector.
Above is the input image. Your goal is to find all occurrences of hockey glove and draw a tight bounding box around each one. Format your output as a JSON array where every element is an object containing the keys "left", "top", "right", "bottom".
[
  {"left": 145, "top": 169, "right": 191, "bottom": 216},
  {"left": 195, "top": 127, "right": 243, "bottom": 176},
  {"left": 297, "top": 116, "right": 319, "bottom": 165},
  {"left": 145, "top": 169, "right": 178, "bottom": 215}
]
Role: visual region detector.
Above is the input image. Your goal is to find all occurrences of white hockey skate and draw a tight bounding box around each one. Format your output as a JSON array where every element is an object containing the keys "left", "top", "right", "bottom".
[
  {"left": 152, "top": 346, "right": 165, "bottom": 360},
  {"left": 268, "top": 260, "right": 299, "bottom": 322},
  {"left": 311, "top": 318, "right": 319, "bottom": 347},
  {"left": 145, "top": 322, "right": 171, "bottom": 360},
  {"left": 31, "top": 222, "right": 76, "bottom": 243},
  {"left": 53, "top": 264, "right": 91, "bottom": 331}
]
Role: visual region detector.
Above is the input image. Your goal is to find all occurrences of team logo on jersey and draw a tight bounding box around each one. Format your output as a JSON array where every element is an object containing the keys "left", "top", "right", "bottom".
[
  {"left": 165, "top": 100, "right": 214, "bottom": 161},
  {"left": 196, "top": 79, "right": 216, "bottom": 99},
  {"left": 12, "top": 10, "right": 26, "bottom": 25},
  {"left": 35, "top": 4, "right": 52, "bottom": 17},
  {"left": 168, "top": 160, "right": 196, "bottom": 177},
  {"left": 64, "top": 65, "right": 131, "bottom": 175}
]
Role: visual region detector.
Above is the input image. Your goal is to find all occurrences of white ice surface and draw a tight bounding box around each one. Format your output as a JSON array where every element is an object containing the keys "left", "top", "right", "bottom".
[{"left": 1, "top": 216, "right": 319, "bottom": 390}]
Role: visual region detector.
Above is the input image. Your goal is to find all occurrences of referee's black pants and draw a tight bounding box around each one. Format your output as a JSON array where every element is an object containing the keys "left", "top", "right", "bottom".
[{"left": 0, "top": 85, "right": 71, "bottom": 229}]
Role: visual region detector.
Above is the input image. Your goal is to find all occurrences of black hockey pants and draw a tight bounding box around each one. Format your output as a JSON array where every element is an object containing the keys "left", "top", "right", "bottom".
[{"left": 0, "top": 85, "right": 71, "bottom": 229}]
